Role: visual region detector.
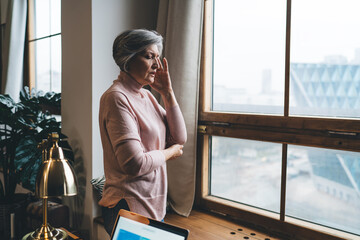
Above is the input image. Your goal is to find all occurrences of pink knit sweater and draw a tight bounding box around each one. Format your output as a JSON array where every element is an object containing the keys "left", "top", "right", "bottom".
[{"left": 98, "top": 72, "right": 187, "bottom": 220}]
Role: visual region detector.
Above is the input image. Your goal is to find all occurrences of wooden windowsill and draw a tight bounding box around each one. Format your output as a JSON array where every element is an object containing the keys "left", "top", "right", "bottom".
[
  {"left": 94, "top": 210, "right": 282, "bottom": 240},
  {"left": 165, "top": 210, "right": 282, "bottom": 240}
]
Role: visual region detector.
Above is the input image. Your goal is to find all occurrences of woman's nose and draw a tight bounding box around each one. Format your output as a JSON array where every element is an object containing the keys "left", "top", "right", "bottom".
[{"left": 152, "top": 59, "right": 159, "bottom": 69}]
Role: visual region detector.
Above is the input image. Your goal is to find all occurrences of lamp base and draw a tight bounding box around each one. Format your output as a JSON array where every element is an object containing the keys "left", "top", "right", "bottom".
[{"left": 22, "top": 224, "right": 68, "bottom": 240}]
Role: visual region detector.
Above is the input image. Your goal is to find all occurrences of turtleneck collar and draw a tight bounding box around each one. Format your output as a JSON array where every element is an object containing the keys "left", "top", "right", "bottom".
[{"left": 117, "top": 71, "right": 143, "bottom": 93}]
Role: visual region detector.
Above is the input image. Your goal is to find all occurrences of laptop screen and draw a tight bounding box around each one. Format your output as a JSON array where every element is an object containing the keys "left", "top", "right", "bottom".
[{"left": 110, "top": 210, "right": 188, "bottom": 240}]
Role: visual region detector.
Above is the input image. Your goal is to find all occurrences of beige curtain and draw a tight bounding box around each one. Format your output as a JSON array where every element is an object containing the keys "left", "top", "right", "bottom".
[
  {"left": 1, "top": 0, "right": 27, "bottom": 99},
  {"left": 157, "top": 0, "right": 204, "bottom": 217}
]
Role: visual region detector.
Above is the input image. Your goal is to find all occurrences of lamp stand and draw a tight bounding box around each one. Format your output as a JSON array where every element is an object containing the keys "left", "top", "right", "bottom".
[
  {"left": 23, "top": 134, "right": 77, "bottom": 240},
  {"left": 22, "top": 198, "right": 68, "bottom": 240}
]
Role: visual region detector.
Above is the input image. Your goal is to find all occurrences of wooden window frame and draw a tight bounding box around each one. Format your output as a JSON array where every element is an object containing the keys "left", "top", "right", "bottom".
[
  {"left": 197, "top": 1, "right": 360, "bottom": 240},
  {"left": 26, "top": 0, "right": 62, "bottom": 92},
  {"left": 27, "top": 0, "right": 35, "bottom": 90}
]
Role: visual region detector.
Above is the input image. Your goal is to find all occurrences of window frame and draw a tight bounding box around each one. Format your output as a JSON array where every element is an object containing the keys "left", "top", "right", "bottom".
[
  {"left": 26, "top": 0, "right": 62, "bottom": 92},
  {"left": 27, "top": 0, "right": 35, "bottom": 90},
  {"left": 197, "top": 1, "right": 360, "bottom": 239}
]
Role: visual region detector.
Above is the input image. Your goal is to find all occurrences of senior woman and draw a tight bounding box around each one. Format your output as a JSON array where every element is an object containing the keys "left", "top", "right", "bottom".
[{"left": 98, "top": 29, "right": 187, "bottom": 235}]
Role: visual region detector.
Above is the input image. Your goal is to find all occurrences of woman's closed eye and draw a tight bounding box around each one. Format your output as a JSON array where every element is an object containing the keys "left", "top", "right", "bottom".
[{"left": 145, "top": 54, "right": 156, "bottom": 60}]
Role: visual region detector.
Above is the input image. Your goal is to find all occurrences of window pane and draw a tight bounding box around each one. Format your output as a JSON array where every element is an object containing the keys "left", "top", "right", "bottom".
[
  {"left": 290, "top": 0, "right": 360, "bottom": 118},
  {"left": 286, "top": 145, "right": 360, "bottom": 235},
  {"left": 34, "top": 0, "right": 61, "bottom": 39},
  {"left": 51, "top": 35, "right": 62, "bottom": 93},
  {"left": 34, "top": 38, "right": 51, "bottom": 92},
  {"left": 34, "top": 0, "right": 50, "bottom": 38},
  {"left": 212, "top": 0, "right": 286, "bottom": 114},
  {"left": 50, "top": 0, "right": 61, "bottom": 35},
  {"left": 210, "top": 137, "right": 282, "bottom": 213},
  {"left": 33, "top": 36, "right": 61, "bottom": 93}
]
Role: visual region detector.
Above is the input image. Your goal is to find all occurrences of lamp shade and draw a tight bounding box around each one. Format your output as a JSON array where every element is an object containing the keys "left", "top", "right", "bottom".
[{"left": 35, "top": 134, "right": 78, "bottom": 198}]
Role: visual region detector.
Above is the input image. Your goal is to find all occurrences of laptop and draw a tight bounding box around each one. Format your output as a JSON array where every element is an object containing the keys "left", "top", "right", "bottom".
[{"left": 110, "top": 209, "right": 189, "bottom": 240}]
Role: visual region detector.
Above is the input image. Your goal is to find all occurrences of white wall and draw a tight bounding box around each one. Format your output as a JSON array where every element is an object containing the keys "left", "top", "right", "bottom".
[
  {"left": 91, "top": 0, "right": 160, "bottom": 181},
  {"left": 62, "top": 0, "right": 159, "bottom": 239},
  {"left": 62, "top": 1, "right": 92, "bottom": 237}
]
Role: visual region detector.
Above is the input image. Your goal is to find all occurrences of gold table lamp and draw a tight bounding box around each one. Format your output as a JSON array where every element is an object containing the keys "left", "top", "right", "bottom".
[{"left": 23, "top": 133, "right": 78, "bottom": 240}]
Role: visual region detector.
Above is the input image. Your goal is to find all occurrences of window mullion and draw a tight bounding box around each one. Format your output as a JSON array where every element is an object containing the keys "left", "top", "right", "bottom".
[
  {"left": 280, "top": 143, "right": 288, "bottom": 221},
  {"left": 284, "top": 0, "right": 292, "bottom": 117},
  {"left": 28, "top": 33, "right": 61, "bottom": 43},
  {"left": 280, "top": 0, "right": 292, "bottom": 223}
]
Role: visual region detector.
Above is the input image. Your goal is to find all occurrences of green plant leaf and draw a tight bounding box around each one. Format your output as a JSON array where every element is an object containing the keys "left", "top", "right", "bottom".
[
  {"left": 0, "top": 94, "right": 15, "bottom": 109},
  {"left": 0, "top": 95, "right": 16, "bottom": 128},
  {"left": 0, "top": 87, "right": 71, "bottom": 197},
  {"left": 14, "top": 135, "right": 42, "bottom": 192},
  {"left": 19, "top": 86, "right": 31, "bottom": 102}
]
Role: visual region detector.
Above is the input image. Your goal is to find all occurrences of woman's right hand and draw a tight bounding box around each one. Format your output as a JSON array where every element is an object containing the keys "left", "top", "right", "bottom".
[{"left": 162, "top": 144, "right": 184, "bottom": 161}]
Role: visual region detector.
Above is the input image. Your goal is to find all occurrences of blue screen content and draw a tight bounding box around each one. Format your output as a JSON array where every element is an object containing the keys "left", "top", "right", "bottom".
[
  {"left": 112, "top": 217, "right": 185, "bottom": 240},
  {"left": 117, "top": 229, "right": 150, "bottom": 240}
]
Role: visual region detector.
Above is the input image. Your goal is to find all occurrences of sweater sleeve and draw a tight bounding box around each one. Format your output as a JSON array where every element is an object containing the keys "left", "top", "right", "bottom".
[
  {"left": 163, "top": 104, "right": 187, "bottom": 146},
  {"left": 104, "top": 92, "right": 166, "bottom": 177}
]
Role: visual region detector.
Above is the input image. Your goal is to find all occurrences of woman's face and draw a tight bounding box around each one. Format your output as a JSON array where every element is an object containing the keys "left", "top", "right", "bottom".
[{"left": 127, "top": 44, "right": 160, "bottom": 86}]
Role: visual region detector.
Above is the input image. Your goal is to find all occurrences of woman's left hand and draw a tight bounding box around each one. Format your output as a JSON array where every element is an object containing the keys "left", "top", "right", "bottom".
[{"left": 151, "top": 57, "right": 173, "bottom": 96}]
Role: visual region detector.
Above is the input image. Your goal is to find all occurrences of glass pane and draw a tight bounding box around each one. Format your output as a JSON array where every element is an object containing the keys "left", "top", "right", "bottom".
[
  {"left": 33, "top": 36, "right": 62, "bottom": 93},
  {"left": 290, "top": 0, "right": 360, "bottom": 118},
  {"left": 51, "top": 35, "right": 62, "bottom": 93},
  {"left": 210, "top": 137, "right": 282, "bottom": 213},
  {"left": 286, "top": 146, "right": 360, "bottom": 235},
  {"left": 50, "top": 0, "right": 61, "bottom": 35},
  {"left": 34, "top": 0, "right": 50, "bottom": 38},
  {"left": 212, "top": 0, "right": 286, "bottom": 114},
  {"left": 34, "top": 0, "right": 61, "bottom": 39},
  {"left": 34, "top": 38, "right": 51, "bottom": 92}
]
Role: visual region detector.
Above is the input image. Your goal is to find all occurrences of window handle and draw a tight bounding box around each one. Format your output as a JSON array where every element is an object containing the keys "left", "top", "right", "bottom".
[{"left": 198, "top": 125, "right": 207, "bottom": 134}]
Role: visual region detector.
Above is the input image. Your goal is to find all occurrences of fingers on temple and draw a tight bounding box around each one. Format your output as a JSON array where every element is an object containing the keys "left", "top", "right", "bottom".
[
  {"left": 163, "top": 57, "right": 168, "bottom": 72},
  {"left": 156, "top": 57, "right": 163, "bottom": 70}
]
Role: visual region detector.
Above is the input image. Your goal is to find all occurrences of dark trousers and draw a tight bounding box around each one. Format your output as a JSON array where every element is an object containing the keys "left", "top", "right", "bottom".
[{"left": 101, "top": 199, "right": 129, "bottom": 236}]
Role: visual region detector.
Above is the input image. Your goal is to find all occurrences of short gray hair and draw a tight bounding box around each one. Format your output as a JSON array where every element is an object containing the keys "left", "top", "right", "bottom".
[{"left": 113, "top": 29, "right": 163, "bottom": 71}]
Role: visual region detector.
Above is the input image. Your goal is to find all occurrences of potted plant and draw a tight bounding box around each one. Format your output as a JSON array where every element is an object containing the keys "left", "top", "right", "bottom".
[{"left": 0, "top": 87, "right": 73, "bottom": 238}]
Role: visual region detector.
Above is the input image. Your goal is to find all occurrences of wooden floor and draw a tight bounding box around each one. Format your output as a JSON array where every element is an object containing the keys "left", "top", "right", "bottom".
[{"left": 165, "top": 210, "right": 282, "bottom": 240}]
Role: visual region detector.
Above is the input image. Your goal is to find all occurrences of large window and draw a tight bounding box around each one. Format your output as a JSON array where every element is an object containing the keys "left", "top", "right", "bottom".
[
  {"left": 199, "top": 1, "right": 360, "bottom": 239},
  {"left": 28, "top": 0, "right": 61, "bottom": 93}
]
